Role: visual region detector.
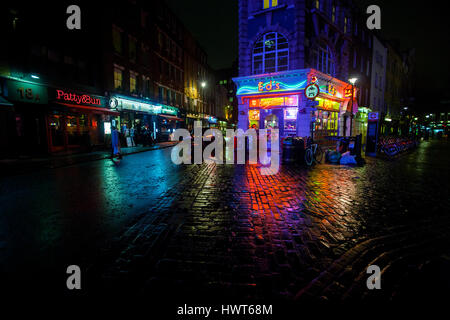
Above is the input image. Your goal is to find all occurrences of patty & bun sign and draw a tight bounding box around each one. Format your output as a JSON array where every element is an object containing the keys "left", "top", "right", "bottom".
[{"left": 55, "top": 89, "right": 102, "bottom": 106}]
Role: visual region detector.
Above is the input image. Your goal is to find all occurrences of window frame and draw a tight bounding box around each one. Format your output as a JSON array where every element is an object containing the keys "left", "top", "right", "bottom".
[
  {"left": 113, "top": 66, "right": 123, "bottom": 90},
  {"left": 129, "top": 71, "right": 137, "bottom": 93},
  {"left": 312, "top": 43, "right": 336, "bottom": 76},
  {"left": 263, "top": 0, "right": 278, "bottom": 10},
  {"left": 252, "top": 32, "right": 289, "bottom": 75}
]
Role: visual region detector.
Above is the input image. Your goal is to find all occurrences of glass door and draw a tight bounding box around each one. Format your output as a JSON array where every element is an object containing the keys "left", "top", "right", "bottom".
[{"left": 48, "top": 114, "right": 65, "bottom": 152}]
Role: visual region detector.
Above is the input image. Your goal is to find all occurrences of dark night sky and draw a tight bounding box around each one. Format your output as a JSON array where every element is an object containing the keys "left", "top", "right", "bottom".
[{"left": 166, "top": 0, "right": 450, "bottom": 97}]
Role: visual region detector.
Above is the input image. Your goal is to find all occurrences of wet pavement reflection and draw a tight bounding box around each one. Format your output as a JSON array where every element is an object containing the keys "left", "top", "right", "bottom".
[{"left": 1, "top": 140, "right": 449, "bottom": 301}]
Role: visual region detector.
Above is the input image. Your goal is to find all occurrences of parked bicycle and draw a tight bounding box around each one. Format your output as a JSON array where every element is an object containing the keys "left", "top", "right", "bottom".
[{"left": 304, "top": 137, "right": 324, "bottom": 166}]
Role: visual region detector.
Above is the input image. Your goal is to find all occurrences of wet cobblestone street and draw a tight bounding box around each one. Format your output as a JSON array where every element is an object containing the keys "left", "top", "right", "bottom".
[{"left": 87, "top": 140, "right": 450, "bottom": 302}]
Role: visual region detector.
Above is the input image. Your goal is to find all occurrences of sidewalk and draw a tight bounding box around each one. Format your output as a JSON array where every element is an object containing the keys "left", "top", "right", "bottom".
[{"left": 0, "top": 141, "right": 178, "bottom": 176}]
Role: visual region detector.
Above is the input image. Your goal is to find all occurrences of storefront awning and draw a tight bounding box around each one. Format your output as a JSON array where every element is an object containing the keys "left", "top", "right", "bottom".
[
  {"left": 56, "top": 102, "right": 119, "bottom": 115},
  {"left": 159, "top": 114, "right": 184, "bottom": 121}
]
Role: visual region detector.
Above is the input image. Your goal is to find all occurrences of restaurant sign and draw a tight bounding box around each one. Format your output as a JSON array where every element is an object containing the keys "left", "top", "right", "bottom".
[
  {"left": 110, "top": 96, "right": 178, "bottom": 115},
  {"left": 5, "top": 79, "right": 48, "bottom": 104},
  {"left": 249, "top": 95, "right": 299, "bottom": 108},
  {"left": 54, "top": 89, "right": 104, "bottom": 106}
]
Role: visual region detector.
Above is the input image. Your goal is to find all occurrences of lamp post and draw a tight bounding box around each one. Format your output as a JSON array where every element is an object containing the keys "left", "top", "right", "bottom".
[{"left": 348, "top": 78, "right": 358, "bottom": 136}]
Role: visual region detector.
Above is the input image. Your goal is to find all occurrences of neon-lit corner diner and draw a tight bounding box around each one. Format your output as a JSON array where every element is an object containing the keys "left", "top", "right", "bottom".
[{"left": 233, "top": 69, "right": 358, "bottom": 140}]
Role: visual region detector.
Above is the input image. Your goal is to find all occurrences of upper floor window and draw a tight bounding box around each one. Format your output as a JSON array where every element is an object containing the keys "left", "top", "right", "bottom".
[
  {"left": 263, "top": 0, "right": 278, "bottom": 9},
  {"left": 130, "top": 71, "right": 137, "bottom": 93},
  {"left": 312, "top": 43, "right": 335, "bottom": 76},
  {"left": 129, "top": 37, "right": 137, "bottom": 61},
  {"left": 252, "top": 32, "right": 289, "bottom": 74},
  {"left": 315, "top": 0, "right": 320, "bottom": 10},
  {"left": 112, "top": 27, "right": 122, "bottom": 54},
  {"left": 114, "top": 66, "right": 123, "bottom": 89},
  {"left": 344, "top": 17, "right": 348, "bottom": 33}
]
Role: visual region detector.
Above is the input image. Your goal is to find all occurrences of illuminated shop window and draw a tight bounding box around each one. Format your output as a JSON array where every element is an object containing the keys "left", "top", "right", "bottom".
[
  {"left": 114, "top": 67, "right": 123, "bottom": 89},
  {"left": 263, "top": 0, "right": 278, "bottom": 9},
  {"left": 130, "top": 72, "right": 137, "bottom": 93},
  {"left": 252, "top": 32, "right": 289, "bottom": 74},
  {"left": 312, "top": 43, "right": 335, "bottom": 76}
]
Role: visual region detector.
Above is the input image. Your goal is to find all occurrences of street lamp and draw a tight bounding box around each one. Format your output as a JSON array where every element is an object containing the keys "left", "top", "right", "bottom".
[
  {"left": 348, "top": 77, "right": 358, "bottom": 136},
  {"left": 201, "top": 81, "right": 206, "bottom": 88}
]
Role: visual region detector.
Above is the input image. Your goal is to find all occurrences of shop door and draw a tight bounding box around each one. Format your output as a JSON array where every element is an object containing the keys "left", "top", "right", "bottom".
[
  {"left": 48, "top": 114, "right": 65, "bottom": 152},
  {"left": 66, "top": 115, "right": 80, "bottom": 148},
  {"left": 264, "top": 114, "right": 279, "bottom": 129}
]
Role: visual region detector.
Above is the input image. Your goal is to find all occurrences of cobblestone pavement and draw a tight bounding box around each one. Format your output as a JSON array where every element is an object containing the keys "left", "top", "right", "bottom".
[{"left": 85, "top": 140, "right": 450, "bottom": 302}]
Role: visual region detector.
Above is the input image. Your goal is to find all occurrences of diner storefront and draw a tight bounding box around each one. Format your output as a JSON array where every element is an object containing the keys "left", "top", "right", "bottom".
[
  {"left": 233, "top": 69, "right": 358, "bottom": 140},
  {"left": 48, "top": 88, "right": 117, "bottom": 153},
  {"left": 0, "top": 77, "right": 114, "bottom": 156}
]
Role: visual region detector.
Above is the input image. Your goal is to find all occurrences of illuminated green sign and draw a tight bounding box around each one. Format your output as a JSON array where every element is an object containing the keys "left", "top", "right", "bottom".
[
  {"left": 110, "top": 96, "right": 178, "bottom": 116},
  {"left": 161, "top": 105, "right": 178, "bottom": 115},
  {"left": 5, "top": 79, "right": 48, "bottom": 104}
]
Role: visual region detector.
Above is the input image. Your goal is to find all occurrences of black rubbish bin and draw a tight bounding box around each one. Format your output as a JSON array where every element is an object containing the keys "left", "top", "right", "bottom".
[
  {"left": 293, "top": 137, "right": 305, "bottom": 165},
  {"left": 282, "top": 137, "right": 296, "bottom": 164}
]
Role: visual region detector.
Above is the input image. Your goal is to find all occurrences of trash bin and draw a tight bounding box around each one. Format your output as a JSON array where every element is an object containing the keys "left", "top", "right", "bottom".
[
  {"left": 282, "top": 137, "right": 296, "bottom": 164},
  {"left": 293, "top": 137, "right": 305, "bottom": 165}
]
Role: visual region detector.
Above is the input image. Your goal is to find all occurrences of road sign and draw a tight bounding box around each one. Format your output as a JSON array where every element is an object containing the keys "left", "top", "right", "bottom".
[{"left": 305, "top": 83, "right": 320, "bottom": 100}]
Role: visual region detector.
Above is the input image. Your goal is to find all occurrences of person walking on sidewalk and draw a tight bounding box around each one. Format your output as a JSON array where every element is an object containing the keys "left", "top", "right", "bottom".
[{"left": 111, "top": 126, "right": 122, "bottom": 161}]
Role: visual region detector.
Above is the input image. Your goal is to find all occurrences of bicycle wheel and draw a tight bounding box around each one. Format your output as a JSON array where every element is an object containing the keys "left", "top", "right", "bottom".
[
  {"left": 305, "top": 148, "right": 313, "bottom": 166},
  {"left": 314, "top": 145, "right": 324, "bottom": 163}
]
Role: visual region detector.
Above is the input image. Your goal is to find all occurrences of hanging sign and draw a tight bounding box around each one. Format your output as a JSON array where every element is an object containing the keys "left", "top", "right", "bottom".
[{"left": 305, "top": 83, "right": 320, "bottom": 100}]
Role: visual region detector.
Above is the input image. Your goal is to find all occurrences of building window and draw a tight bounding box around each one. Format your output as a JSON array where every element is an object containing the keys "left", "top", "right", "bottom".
[
  {"left": 112, "top": 27, "right": 122, "bottom": 54},
  {"left": 114, "top": 67, "right": 123, "bottom": 89},
  {"left": 263, "top": 0, "right": 278, "bottom": 10},
  {"left": 129, "top": 37, "right": 137, "bottom": 61},
  {"left": 312, "top": 43, "right": 335, "bottom": 76},
  {"left": 130, "top": 72, "right": 137, "bottom": 93},
  {"left": 252, "top": 32, "right": 288, "bottom": 74},
  {"left": 159, "top": 86, "right": 165, "bottom": 101},
  {"left": 344, "top": 17, "right": 348, "bottom": 33},
  {"left": 315, "top": 0, "right": 320, "bottom": 10}
]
